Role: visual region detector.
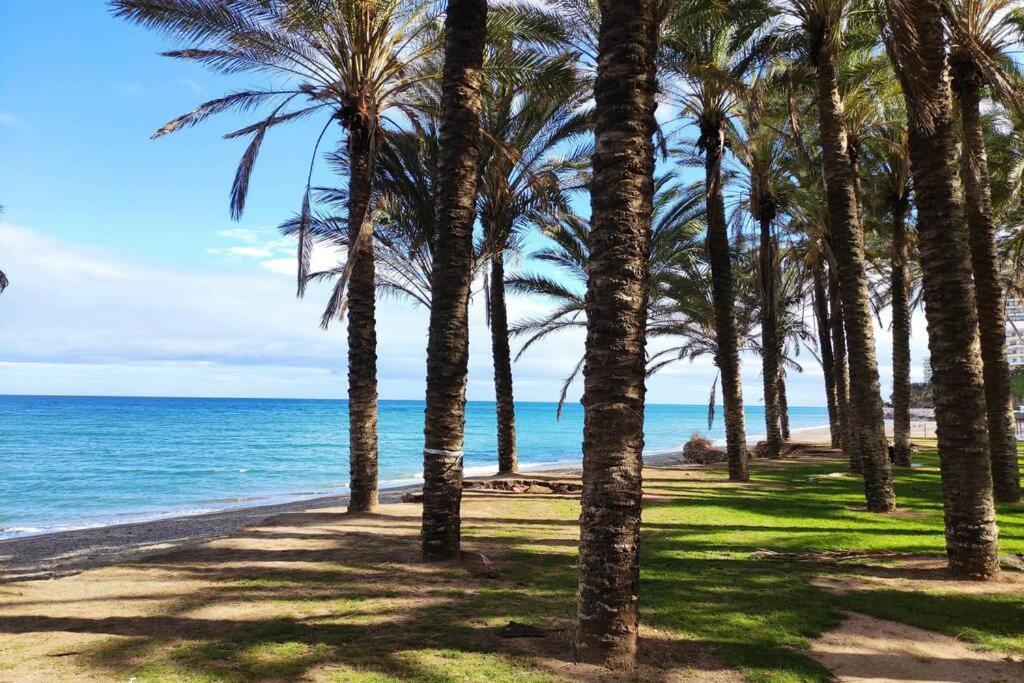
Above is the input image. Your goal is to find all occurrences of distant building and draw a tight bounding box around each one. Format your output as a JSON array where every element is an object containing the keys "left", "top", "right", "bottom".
[
  {"left": 1007, "top": 297, "right": 1024, "bottom": 369},
  {"left": 923, "top": 354, "right": 932, "bottom": 384}
]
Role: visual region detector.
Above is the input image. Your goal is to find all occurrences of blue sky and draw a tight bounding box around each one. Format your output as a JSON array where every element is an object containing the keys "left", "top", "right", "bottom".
[{"left": 0, "top": 1, "right": 929, "bottom": 407}]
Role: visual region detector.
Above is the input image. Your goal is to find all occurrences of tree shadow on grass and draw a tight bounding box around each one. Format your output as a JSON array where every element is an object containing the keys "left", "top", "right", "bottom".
[
  {"left": 0, "top": 501, "right": 741, "bottom": 682},
  {"left": 2, "top": 449, "right": 1017, "bottom": 682}
]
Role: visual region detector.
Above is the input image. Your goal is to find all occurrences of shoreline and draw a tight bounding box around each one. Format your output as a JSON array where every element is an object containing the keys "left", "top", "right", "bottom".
[
  {"left": 0, "top": 450, "right": 693, "bottom": 583},
  {"left": 0, "top": 424, "right": 858, "bottom": 583},
  {"left": 3, "top": 432, "right": 811, "bottom": 543}
]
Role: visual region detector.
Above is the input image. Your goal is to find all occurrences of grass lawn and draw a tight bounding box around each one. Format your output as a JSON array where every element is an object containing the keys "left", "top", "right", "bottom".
[{"left": 0, "top": 441, "right": 1021, "bottom": 682}]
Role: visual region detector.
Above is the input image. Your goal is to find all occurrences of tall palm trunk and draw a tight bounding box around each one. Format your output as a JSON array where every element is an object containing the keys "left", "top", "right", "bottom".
[
  {"left": 759, "top": 213, "right": 783, "bottom": 459},
  {"left": 954, "top": 62, "right": 1021, "bottom": 503},
  {"left": 813, "top": 259, "right": 841, "bottom": 448},
  {"left": 829, "top": 257, "right": 854, "bottom": 468},
  {"left": 347, "top": 128, "right": 379, "bottom": 512},
  {"left": 778, "top": 374, "right": 791, "bottom": 440},
  {"left": 891, "top": 193, "right": 913, "bottom": 467},
  {"left": 893, "top": 0, "right": 999, "bottom": 578},
  {"left": 421, "top": 0, "right": 487, "bottom": 560},
  {"left": 705, "top": 119, "right": 749, "bottom": 480},
  {"left": 814, "top": 51, "right": 895, "bottom": 511},
  {"left": 575, "top": 0, "right": 658, "bottom": 667},
  {"left": 490, "top": 252, "right": 518, "bottom": 474}
]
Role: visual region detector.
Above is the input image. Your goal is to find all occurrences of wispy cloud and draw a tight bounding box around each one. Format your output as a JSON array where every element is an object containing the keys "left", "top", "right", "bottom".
[
  {"left": 0, "top": 111, "right": 27, "bottom": 129},
  {"left": 210, "top": 226, "right": 339, "bottom": 275},
  {"left": 112, "top": 81, "right": 144, "bottom": 97},
  {"left": 177, "top": 77, "right": 203, "bottom": 95},
  {"left": 208, "top": 246, "right": 276, "bottom": 258},
  {"left": 0, "top": 223, "right": 908, "bottom": 405}
]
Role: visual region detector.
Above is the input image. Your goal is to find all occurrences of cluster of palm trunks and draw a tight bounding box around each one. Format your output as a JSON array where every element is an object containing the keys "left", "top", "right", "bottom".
[{"left": 112, "top": 0, "right": 1023, "bottom": 670}]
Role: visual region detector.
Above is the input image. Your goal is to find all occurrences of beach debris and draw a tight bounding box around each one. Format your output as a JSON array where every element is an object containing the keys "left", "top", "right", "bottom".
[
  {"left": 501, "top": 621, "right": 549, "bottom": 638},
  {"left": 682, "top": 433, "right": 727, "bottom": 464},
  {"left": 808, "top": 472, "right": 849, "bottom": 483},
  {"left": 463, "top": 479, "right": 581, "bottom": 494},
  {"left": 751, "top": 549, "right": 908, "bottom": 566},
  {"left": 400, "top": 492, "right": 423, "bottom": 504},
  {"left": 462, "top": 550, "right": 500, "bottom": 579}
]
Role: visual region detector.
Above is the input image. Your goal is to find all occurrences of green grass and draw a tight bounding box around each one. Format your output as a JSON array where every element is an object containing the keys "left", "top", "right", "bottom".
[
  {"left": 8, "top": 442, "right": 1022, "bottom": 682},
  {"left": 637, "top": 444, "right": 1024, "bottom": 680}
]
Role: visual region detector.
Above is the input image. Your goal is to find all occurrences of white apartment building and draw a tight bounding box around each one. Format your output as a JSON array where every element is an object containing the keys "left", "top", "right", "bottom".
[{"left": 1006, "top": 297, "right": 1024, "bottom": 369}]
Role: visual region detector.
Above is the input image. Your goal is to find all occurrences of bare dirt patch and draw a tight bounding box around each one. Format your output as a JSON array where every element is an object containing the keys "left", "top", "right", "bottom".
[{"left": 810, "top": 611, "right": 1024, "bottom": 682}]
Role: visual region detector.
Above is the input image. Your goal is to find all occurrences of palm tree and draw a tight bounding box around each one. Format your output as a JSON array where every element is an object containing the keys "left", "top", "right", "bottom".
[
  {"left": 574, "top": 0, "right": 661, "bottom": 666},
  {"left": 279, "top": 125, "right": 444, "bottom": 316},
  {"left": 779, "top": 0, "right": 895, "bottom": 510},
  {"left": 477, "top": 54, "right": 587, "bottom": 475},
  {"left": 947, "top": 0, "right": 1023, "bottom": 503},
  {"left": 811, "top": 253, "right": 841, "bottom": 447},
  {"left": 663, "top": 2, "right": 757, "bottom": 480},
  {"left": 785, "top": 108, "right": 848, "bottom": 450},
  {"left": 112, "top": 0, "right": 441, "bottom": 514},
  {"left": 862, "top": 116, "right": 914, "bottom": 467},
  {"left": 881, "top": 0, "right": 1000, "bottom": 578},
  {"left": 421, "top": 0, "right": 488, "bottom": 561},
  {"left": 731, "top": 79, "right": 792, "bottom": 458},
  {"left": 510, "top": 174, "right": 705, "bottom": 415}
]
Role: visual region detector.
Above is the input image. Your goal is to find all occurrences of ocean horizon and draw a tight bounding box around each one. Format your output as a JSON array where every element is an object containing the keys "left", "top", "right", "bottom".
[{"left": 0, "top": 395, "right": 830, "bottom": 539}]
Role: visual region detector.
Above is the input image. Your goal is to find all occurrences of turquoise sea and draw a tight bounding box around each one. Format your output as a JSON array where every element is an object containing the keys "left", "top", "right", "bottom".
[{"left": 0, "top": 396, "right": 829, "bottom": 538}]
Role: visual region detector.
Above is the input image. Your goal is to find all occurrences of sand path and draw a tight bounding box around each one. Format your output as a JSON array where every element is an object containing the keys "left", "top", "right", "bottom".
[{"left": 810, "top": 611, "right": 1024, "bottom": 682}]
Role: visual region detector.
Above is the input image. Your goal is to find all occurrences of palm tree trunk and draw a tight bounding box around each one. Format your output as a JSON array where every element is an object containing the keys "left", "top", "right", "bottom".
[
  {"left": 829, "top": 265, "right": 854, "bottom": 464},
  {"left": 954, "top": 63, "right": 1021, "bottom": 503},
  {"left": 814, "top": 52, "right": 895, "bottom": 511},
  {"left": 759, "top": 214, "right": 783, "bottom": 459},
  {"left": 490, "top": 252, "right": 518, "bottom": 474},
  {"left": 813, "top": 259, "right": 841, "bottom": 448},
  {"left": 896, "top": 0, "right": 999, "bottom": 578},
  {"left": 347, "top": 128, "right": 379, "bottom": 512},
  {"left": 891, "top": 194, "right": 913, "bottom": 467},
  {"left": 705, "top": 120, "right": 749, "bottom": 480},
  {"left": 829, "top": 266, "right": 853, "bottom": 460},
  {"left": 421, "top": 0, "right": 487, "bottom": 560},
  {"left": 778, "top": 373, "right": 791, "bottom": 440},
  {"left": 575, "top": 0, "right": 658, "bottom": 667}
]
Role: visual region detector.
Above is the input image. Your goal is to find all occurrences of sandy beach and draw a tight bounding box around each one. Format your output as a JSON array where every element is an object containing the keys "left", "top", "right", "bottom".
[
  {"left": 792, "top": 419, "right": 938, "bottom": 444},
  {"left": 0, "top": 429, "right": 934, "bottom": 584},
  {"left": 1, "top": 451, "right": 704, "bottom": 583}
]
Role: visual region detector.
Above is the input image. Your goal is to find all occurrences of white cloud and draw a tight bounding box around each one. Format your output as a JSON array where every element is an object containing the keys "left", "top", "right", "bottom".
[
  {"left": 209, "top": 246, "right": 276, "bottom": 258},
  {"left": 113, "top": 81, "right": 144, "bottom": 97},
  {"left": 209, "top": 226, "right": 343, "bottom": 276},
  {"left": 0, "top": 111, "right": 26, "bottom": 129},
  {"left": 215, "top": 228, "right": 264, "bottom": 243},
  {"left": 177, "top": 77, "right": 203, "bottom": 95},
  {"left": 0, "top": 222, "right": 931, "bottom": 407}
]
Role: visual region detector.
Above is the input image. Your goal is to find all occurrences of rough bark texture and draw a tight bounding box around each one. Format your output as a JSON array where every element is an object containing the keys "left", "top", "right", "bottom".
[
  {"left": 898, "top": 0, "right": 999, "bottom": 578},
  {"left": 813, "top": 259, "right": 841, "bottom": 448},
  {"left": 814, "top": 51, "right": 895, "bottom": 511},
  {"left": 954, "top": 64, "right": 1021, "bottom": 503},
  {"left": 489, "top": 253, "right": 518, "bottom": 474},
  {"left": 829, "top": 267, "right": 853, "bottom": 462},
  {"left": 421, "top": 0, "right": 487, "bottom": 560},
  {"left": 705, "top": 121, "right": 749, "bottom": 481},
  {"left": 890, "top": 194, "right": 913, "bottom": 468},
  {"left": 347, "top": 128, "right": 379, "bottom": 512},
  {"left": 778, "top": 374, "right": 791, "bottom": 441},
  {"left": 575, "top": 0, "right": 658, "bottom": 667},
  {"left": 759, "top": 214, "right": 783, "bottom": 459}
]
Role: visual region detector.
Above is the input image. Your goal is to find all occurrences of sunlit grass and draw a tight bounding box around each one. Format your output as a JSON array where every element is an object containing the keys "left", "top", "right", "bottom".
[{"left": 5, "top": 441, "right": 1021, "bottom": 682}]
